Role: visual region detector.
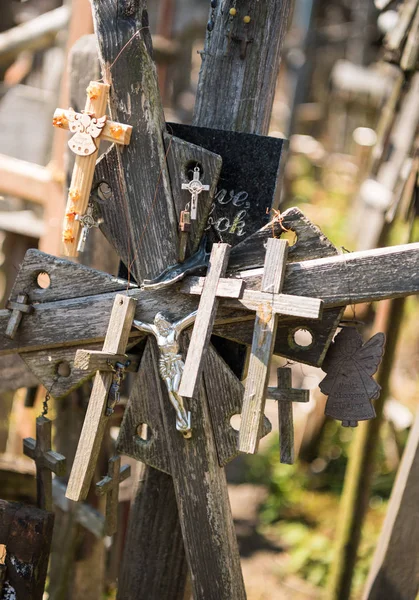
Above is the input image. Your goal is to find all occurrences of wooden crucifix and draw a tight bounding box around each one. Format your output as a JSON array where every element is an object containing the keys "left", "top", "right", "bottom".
[
  {"left": 52, "top": 81, "right": 132, "bottom": 257},
  {"left": 23, "top": 416, "right": 66, "bottom": 511},
  {"left": 267, "top": 367, "right": 309, "bottom": 465},
  {"left": 238, "top": 238, "right": 321, "bottom": 454},
  {"left": 66, "top": 293, "right": 136, "bottom": 502},
  {"left": 95, "top": 456, "right": 131, "bottom": 536}
]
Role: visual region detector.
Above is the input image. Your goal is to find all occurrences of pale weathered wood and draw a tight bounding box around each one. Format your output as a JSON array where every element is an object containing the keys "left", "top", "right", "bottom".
[
  {"left": 385, "top": 0, "right": 418, "bottom": 53},
  {"left": 180, "top": 277, "right": 244, "bottom": 298},
  {"left": 74, "top": 349, "right": 140, "bottom": 372},
  {"left": 66, "top": 294, "right": 137, "bottom": 501},
  {"left": 23, "top": 416, "right": 66, "bottom": 511},
  {"left": 0, "top": 500, "right": 54, "bottom": 600},
  {"left": 401, "top": 5, "right": 419, "bottom": 69},
  {"left": 0, "top": 6, "right": 70, "bottom": 65},
  {"left": 363, "top": 405, "right": 419, "bottom": 600},
  {"left": 2, "top": 243, "right": 419, "bottom": 358},
  {"left": 0, "top": 153, "right": 59, "bottom": 205},
  {"left": 267, "top": 368, "right": 309, "bottom": 465},
  {"left": 239, "top": 238, "right": 290, "bottom": 454},
  {"left": 179, "top": 243, "right": 231, "bottom": 398},
  {"left": 95, "top": 456, "right": 131, "bottom": 536}
]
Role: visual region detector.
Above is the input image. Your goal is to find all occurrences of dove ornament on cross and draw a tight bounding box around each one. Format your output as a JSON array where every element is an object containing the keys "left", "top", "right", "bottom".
[{"left": 53, "top": 81, "right": 132, "bottom": 257}]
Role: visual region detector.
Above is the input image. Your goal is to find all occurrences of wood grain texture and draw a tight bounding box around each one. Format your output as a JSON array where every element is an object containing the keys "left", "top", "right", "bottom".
[
  {"left": 0, "top": 500, "right": 54, "bottom": 600},
  {"left": 179, "top": 243, "right": 230, "bottom": 398},
  {"left": 92, "top": 0, "right": 179, "bottom": 284},
  {"left": 164, "top": 132, "right": 222, "bottom": 258},
  {"left": 363, "top": 407, "right": 419, "bottom": 600},
  {"left": 116, "top": 467, "right": 188, "bottom": 600},
  {"left": 150, "top": 338, "right": 246, "bottom": 600},
  {"left": 194, "top": 0, "right": 292, "bottom": 136},
  {"left": 239, "top": 239, "right": 289, "bottom": 454},
  {"left": 117, "top": 340, "right": 171, "bottom": 474},
  {"left": 66, "top": 294, "right": 137, "bottom": 502},
  {"left": 181, "top": 276, "right": 244, "bottom": 298},
  {"left": 23, "top": 416, "right": 66, "bottom": 511},
  {"left": 74, "top": 349, "right": 140, "bottom": 372},
  {"left": 2, "top": 243, "right": 419, "bottom": 359}
]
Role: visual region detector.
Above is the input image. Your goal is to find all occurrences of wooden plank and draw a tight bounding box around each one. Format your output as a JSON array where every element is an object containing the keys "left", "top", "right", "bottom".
[
  {"left": 0, "top": 500, "right": 54, "bottom": 600},
  {"left": 179, "top": 243, "right": 231, "bottom": 398},
  {"left": 66, "top": 294, "right": 137, "bottom": 502},
  {"left": 74, "top": 349, "right": 140, "bottom": 372},
  {"left": 92, "top": 0, "right": 179, "bottom": 285},
  {"left": 1, "top": 242, "right": 419, "bottom": 357},
  {"left": 0, "top": 153, "right": 57, "bottom": 205},
  {"left": 363, "top": 400, "right": 419, "bottom": 600},
  {"left": 194, "top": 0, "right": 292, "bottom": 136},
  {"left": 401, "top": 5, "right": 419, "bottom": 70},
  {"left": 0, "top": 6, "right": 70, "bottom": 64},
  {"left": 239, "top": 239, "right": 289, "bottom": 454}
]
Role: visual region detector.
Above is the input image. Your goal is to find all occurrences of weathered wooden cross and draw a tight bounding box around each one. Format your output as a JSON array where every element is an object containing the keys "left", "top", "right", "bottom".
[
  {"left": 53, "top": 81, "right": 132, "bottom": 257},
  {"left": 23, "top": 416, "right": 66, "bottom": 511},
  {"left": 95, "top": 456, "right": 131, "bottom": 536},
  {"left": 267, "top": 367, "right": 309, "bottom": 465}
]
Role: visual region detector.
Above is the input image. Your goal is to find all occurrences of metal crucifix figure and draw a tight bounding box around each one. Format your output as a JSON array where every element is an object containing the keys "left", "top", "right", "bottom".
[{"left": 133, "top": 311, "right": 197, "bottom": 438}]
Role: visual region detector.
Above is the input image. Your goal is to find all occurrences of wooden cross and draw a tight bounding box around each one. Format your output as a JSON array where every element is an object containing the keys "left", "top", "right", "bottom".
[
  {"left": 239, "top": 238, "right": 322, "bottom": 454},
  {"left": 267, "top": 367, "right": 309, "bottom": 464},
  {"left": 53, "top": 80, "right": 132, "bottom": 257},
  {"left": 23, "top": 416, "right": 66, "bottom": 511},
  {"left": 5, "top": 293, "right": 33, "bottom": 339},
  {"left": 181, "top": 165, "right": 210, "bottom": 220},
  {"left": 66, "top": 293, "right": 137, "bottom": 502},
  {"left": 95, "top": 456, "right": 131, "bottom": 536},
  {"left": 179, "top": 242, "right": 243, "bottom": 399}
]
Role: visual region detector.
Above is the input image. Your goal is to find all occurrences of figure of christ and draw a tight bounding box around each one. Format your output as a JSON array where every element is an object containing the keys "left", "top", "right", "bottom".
[{"left": 133, "top": 311, "right": 197, "bottom": 438}]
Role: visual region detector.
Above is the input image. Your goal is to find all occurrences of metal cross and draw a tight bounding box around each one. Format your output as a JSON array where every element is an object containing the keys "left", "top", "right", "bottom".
[
  {"left": 181, "top": 166, "right": 210, "bottom": 220},
  {"left": 76, "top": 203, "right": 104, "bottom": 253}
]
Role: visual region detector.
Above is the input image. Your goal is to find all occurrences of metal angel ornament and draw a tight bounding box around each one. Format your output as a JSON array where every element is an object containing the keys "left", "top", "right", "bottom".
[
  {"left": 319, "top": 327, "right": 386, "bottom": 427},
  {"left": 67, "top": 108, "right": 107, "bottom": 156}
]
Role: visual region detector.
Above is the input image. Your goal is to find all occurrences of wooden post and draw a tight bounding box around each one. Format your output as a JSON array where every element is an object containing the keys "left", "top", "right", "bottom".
[
  {"left": 23, "top": 416, "right": 66, "bottom": 512},
  {"left": 95, "top": 456, "right": 131, "bottom": 536},
  {"left": 66, "top": 294, "right": 137, "bottom": 501},
  {"left": 267, "top": 368, "right": 309, "bottom": 464}
]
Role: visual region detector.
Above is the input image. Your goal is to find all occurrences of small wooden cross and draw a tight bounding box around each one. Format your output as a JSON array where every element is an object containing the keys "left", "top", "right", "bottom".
[
  {"left": 66, "top": 293, "right": 137, "bottom": 502},
  {"left": 179, "top": 243, "right": 242, "bottom": 399},
  {"left": 23, "top": 416, "right": 66, "bottom": 511},
  {"left": 267, "top": 367, "right": 309, "bottom": 464},
  {"left": 95, "top": 456, "right": 131, "bottom": 536},
  {"left": 5, "top": 293, "right": 33, "bottom": 339},
  {"left": 181, "top": 166, "right": 210, "bottom": 220},
  {"left": 53, "top": 81, "right": 132, "bottom": 257},
  {"left": 239, "top": 238, "right": 322, "bottom": 454}
]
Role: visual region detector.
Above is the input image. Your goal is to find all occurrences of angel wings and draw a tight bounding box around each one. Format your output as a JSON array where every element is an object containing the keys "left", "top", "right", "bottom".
[
  {"left": 67, "top": 108, "right": 107, "bottom": 156},
  {"left": 320, "top": 328, "right": 386, "bottom": 427}
]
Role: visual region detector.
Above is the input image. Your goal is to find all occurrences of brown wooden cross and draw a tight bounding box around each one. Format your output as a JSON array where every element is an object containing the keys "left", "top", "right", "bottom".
[
  {"left": 53, "top": 80, "right": 132, "bottom": 257},
  {"left": 95, "top": 456, "right": 131, "bottom": 536},
  {"left": 239, "top": 238, "right": 322, "bottom": 454},
  {"left": 267, "top": 367, "right": 309, "bottom": 464},
  {"left": 23, "top": 416, "right": 66, "bottom": 511},
  {"left": 66, "top": 293, "right": 137, "bottom": 502},
  {"left": 5, "top": 292, "right": 33, "bottom": 340}
]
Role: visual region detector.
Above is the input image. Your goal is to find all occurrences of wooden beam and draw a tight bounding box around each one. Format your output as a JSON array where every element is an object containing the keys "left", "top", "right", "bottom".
[
  {"left": 1, "top": 242, "right": 419, "bottom": 357},
  {"left": 0, "top": 6, "right": 70, "bottom": 65},
  {"left": 0, "top": 154, "right": 61, "bottom": 205},
  {"left": 179, "top": 243, "right": 231, "bottom": 398},
  {"left": 66, "top": 294, "right": 137, "bottom": 502}
]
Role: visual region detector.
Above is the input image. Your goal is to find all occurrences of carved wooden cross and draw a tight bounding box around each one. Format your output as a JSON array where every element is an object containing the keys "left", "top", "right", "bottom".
[
  {"left": 267, "top": 367, "right": 309, "bottom": 464},
  {"left": 95, "top": 456, "right": 131, "bottom": 536},
  {"left": 23, "top": 416, "right": 66, "bottom": 511},
  {"left": 53, "top": 81, "right": 132, "bottom": 257},
  {"left": 235, "top": 237, "right": 321, "bottom": 454},
  {"left": 66, "top": 293, "right": 136, "bottom": 502}
]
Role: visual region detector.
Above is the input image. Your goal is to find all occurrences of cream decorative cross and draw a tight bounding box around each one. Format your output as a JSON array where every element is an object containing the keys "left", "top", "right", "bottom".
[{"left": 53, "top": 81, "right": 132, "bottom": 257}]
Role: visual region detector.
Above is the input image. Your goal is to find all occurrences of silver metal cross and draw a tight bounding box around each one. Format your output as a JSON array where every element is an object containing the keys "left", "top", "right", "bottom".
[
  {"left": 76, "top": 203, "right": 104, "bottom": 252},
  {"left": 181, "top": 166, "right": 210, "bottom": 220}
]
